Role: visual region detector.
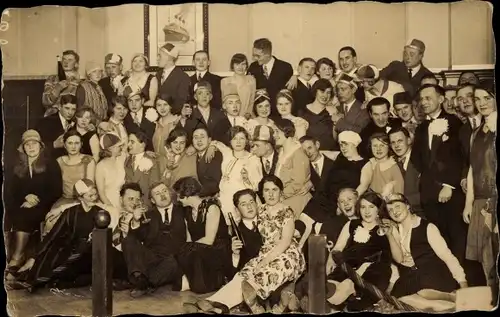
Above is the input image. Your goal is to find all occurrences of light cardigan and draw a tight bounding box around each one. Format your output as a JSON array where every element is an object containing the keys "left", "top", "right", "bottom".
[
  {"left": 392, "top": 216, "right": 467, "bottom": 283},
  {"left": 275, "top": 141, "right": 313, "bottom": 217}
]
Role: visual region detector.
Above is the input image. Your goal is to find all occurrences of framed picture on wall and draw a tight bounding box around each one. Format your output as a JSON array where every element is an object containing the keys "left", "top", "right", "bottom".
[{"left": 144, "top": 3, "right": 209, "bottom": 72}]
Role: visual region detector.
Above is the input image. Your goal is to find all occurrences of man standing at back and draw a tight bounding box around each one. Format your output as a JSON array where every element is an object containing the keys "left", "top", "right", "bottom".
[
  {"left": 247, "top": 38, "right": 293, "bottom": 117},
  {"left": 190, "top": 50, "right": 222, "bottom": 109}
]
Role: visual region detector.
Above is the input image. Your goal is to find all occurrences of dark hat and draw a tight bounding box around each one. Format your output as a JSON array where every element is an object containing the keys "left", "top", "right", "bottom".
[
  {"left": 104, "top": 53, "right": 123, "bottom": 65},
  {"left": 405, "top": 39, "right": 426, "bottom": 53},
  {"left": 393, "top": 91, "right": 412, "bottom": 106},
  {"left": 194, "top": 80, "right": 213, "bottom": 93}
]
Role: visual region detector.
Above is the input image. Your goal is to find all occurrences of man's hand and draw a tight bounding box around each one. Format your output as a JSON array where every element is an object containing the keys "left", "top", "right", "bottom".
[
  {"left": 438, "top": 186, "right": 453, "bottom": 203},
  {"left": 185, "top": 145, "right": 196, "bottom": 157},
  {"left": 285, "top": 75, "right": 298, "bottom": 90},
  {"left": 231, "top": 237, "right": 243, "bottom": 255},
  {"left": 462, "top": 204, "right": 473, "bottom": 224},
  {"left": 204, "top": 145, "right": 216, "bottom": 163},
  {"left": 25, "top": 194, "right": 40, "bottom": 206},
  {"left": 53, "top": 134, "right": 65, "bottom": 148},
  {"left": 181, "top": 104, "right": 192, "bottom": 118},
  {"left": 460, "top": 179, "right": 467, "bottom": 194}
]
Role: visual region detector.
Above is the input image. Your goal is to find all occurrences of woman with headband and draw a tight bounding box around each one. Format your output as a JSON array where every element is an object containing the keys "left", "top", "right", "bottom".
[
  {"left": 463, "top": 87, "right": 498, "bottom": 286},
  {"left": 121, "top": 53, "right": 158, "bottom": 107},
  {"left": 275, "top": 89, "right": 309, "bottom": 139},
  {"left": 247, "top": 89, "right": 276, "bottom": 132},
  {"left": 385, "top": 193, "right": 468, "bottom": 312}
]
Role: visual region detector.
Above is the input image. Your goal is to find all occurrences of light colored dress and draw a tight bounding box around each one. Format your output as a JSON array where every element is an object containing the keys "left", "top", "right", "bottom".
[
  {"left": 367, "top": 157, "right": 404, "bottom": 196},
  {"left": 217, "top": 143, "right": 263, "bottom": 224},
  {"left": 221, "top": 75, "right": 256, "bottom": 117},
  {"left": 95, "top": 153, "right": 127, "bottom": 228},
  {"left": 239, "top": 203, "right": 306, "bottom": 299},
  {"left": 152, "top": 115, "right": 180, "bottom": 157}
]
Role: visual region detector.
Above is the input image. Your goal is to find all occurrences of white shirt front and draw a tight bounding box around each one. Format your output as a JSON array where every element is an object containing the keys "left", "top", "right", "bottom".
[
  {"left": 343, "top": 98, "right": 356, "bottom": 114},
  {"left": 132, "top": 107, "right": 144, "bottom": 125},
  {"left": 197, "top": 106, "right": 211, "bottom": 123},
  {"left": 162, "top": 66, "right": 176, "bottom": 82},
  {"left": 468, "top": 114, "right": 482, "bottom": 129},
  {"left": 59, "top": 112, "right": 71, "bottom": 131},
  {"left": 263, "top": 152, "right": 275, "bottom": 173},
  {"left": 298, "top": 77, "right": 314, "bottom": 89},
  {"left": 196, "top": 70, "right": 208, "bottom": 80},
  {"left": 400, "top": 149, "right": 412, "bottom": 171},
  {"left": 409, "top": 64, "right": 422, "bottom": 78},
  {"left": 263, "top": 57, "right": 275, "bottom": 76},
  {"left": 132, "top": 152, "right": 145, "bottom": 171},
  {"left": 311, "top": 154, "right": 325, "bottom": 176}
]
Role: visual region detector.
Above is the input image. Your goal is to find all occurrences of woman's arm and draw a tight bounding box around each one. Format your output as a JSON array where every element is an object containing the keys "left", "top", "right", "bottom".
[
  {"left": 427, "top": 223, "right": 467, "bottom": 284},
  {"left": 196, "top": 205, "right": 221, "bottom": 245},
  {"left": 85, "top": 158, "right": 96, "bottom": 182},
  {"left": 95, "top": 164, "right": 113, "bottom": 206},
  {"left": 209, "top": 140, "right": 232, "bottom": 157},
  {"left": 297, "top": 213, "right": 315, "bottom": 249},
  {"left": 247, "top": 77, "right": 256, "bottom": 117},
  {"left": 392, "top": 163, "right": 405, "bottom": 194},
  {"left": 89, "top": 134, "right": 101, "bottom": 163},
  {"left": 333, "top": 221, "right": 351, "bottom": 252},
  {"left": 261, "top": 212, "right": 295, "bottom": 264},
  {"left": 386, "top": 228, "right": 404, "bottom": 264},
  {"left": 148, "top": 77, "right": 159, "bottom": 105},
  {"left": 356, "top": 161, "right": 373, "bottom": 196},
  {"left": 463, "top": 167, "right": 475, "bottom": 220}
]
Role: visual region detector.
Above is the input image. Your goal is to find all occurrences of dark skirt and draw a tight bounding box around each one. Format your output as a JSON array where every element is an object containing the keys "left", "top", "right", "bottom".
[
  {"left": 391, "top": 263, "right": 458, "bottom": 298},
  {"left": 11, "top": 205, "right": 48, "bottom": 233},
  {"left": 176, "top": 238, "right": 231, "bottom": 294}
]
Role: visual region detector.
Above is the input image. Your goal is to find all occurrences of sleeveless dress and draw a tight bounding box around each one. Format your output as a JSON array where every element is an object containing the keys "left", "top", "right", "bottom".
[
  {"left": 466, "top": 124, "right": 497, "bottom": 283},
  {"left": 122, "top": 74, "right": 154, "bottom": 102},
  {"left": 368, "top": 158, "right": 405, "bottom": 195},
  {"left": 299, "top": 106, "right": 336, "bottom": 150},
  {"left": 77, "top": 130, "right": 97, "bottom": 157},
  {"left": 176, "top": 198, "right": 231, "bottom": 294},
  {"left": 328, "top": 219, "right": 392, "bottom": 310},
  {"left": 392, "top": 218, "right": 459, "bottom": 298},
  {"left": 239, "top": 203, "right": 306, "bottom": 299}
]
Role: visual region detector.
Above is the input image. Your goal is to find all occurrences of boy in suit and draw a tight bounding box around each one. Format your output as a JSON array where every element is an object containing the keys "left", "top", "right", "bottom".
[
  {"left": 123, "top": 89, "right": 156, "bottom": 151},
  {"left": 291, "top": 58, "right": 316, "bottom": 114},
  {"left": 99, "top": 53, "right": 124, "bottom": 108},
  {"left": 157, "top": 43, "right": 191, "bottom": 115},
  {"left": 190, "top": 50, "right": 222, "bottom": 109}
]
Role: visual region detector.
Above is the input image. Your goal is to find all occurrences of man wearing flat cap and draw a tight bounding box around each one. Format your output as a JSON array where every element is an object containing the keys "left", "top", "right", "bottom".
[
  {"left": 380, "top": 38, "right": 434, "bottom": 97},
  {"left": 99, "top": 53, "right": 125, "bottom": 107},
  {"left": 157, "top": 43, "right": 191, "bottom": 115},
  {"left": 356, "top": 64, "right": 406, "bottom": 116},
  {"left": 76, "top": 61, "right": 108, "bottom": 121}
]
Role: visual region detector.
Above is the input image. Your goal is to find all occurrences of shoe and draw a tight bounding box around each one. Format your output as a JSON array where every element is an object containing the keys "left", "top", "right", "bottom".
[
  {"left": 112, "top": 280, "right": 132, "bottom": 291},
  {"left": 130, "top": 288, "right": 148, "bottom": 298}
]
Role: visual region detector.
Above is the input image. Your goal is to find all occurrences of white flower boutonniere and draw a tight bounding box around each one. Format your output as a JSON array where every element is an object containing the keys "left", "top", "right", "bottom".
[
  {"left": 137, "top": 156, "right": 154, "bottom": 173},
  {"left": 353, "top": 226, "right": 371, "bottom": 244},
  {"left": 145, "top": 107, "right": 159, "bottom": 122},
  {"left": 429, "top": 118, "right": 449, "bottom": 138}
]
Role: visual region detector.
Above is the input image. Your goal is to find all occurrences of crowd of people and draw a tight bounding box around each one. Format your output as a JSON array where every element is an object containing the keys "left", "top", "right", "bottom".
[{"left": 4, "top": 36, "right": 498, "bottom": 313}]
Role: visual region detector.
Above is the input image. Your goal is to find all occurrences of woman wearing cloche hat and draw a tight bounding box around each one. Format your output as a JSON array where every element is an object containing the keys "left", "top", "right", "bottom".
[{"left": 6, "top": 130, "right": 63, "bottom": 275}]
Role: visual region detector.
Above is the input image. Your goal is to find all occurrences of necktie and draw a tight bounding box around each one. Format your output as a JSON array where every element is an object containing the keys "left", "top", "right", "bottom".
[
  {"left": 127, "top": 155, "right": 136, "bottom": 169},
  {"left": 408, "top": 68, "right": 413, "bottom": 78},
  {"left": 307, "top": 82, "right": 311, "bottom": 89},
  {"left": 197, "top": 73, "right": 202, "bottom": 82},
  {"left": 343, "top": 104, "right": 349, "bottom": 115},
  {"left": 397, "top": 157, "right": 406, "bottom": 174},
  {"left": 313, "top": 162, "right": 320, "bottom": 175},
  {"left": 263, "top": 65, "right": 269, "bottom": 79},
  {"left": 252, "top": 221, "right": 258, "bottom": 232},
  {"left": 471, "top": 117, "right": 477, "bottom": 130},
  {"left": 233, "top": 117, "right": 236, "bottom": 126},
  {"left": 161, "top": 71, "right": 167, "bottom": 85},
  {"left": 133, "top": 112, "right": 140, "bottom": 125},
  {"left": 265, "top": 159, "right": 271, "bottom": 174},
  {"left": 164, "top": 208, "right": 170, "bottom": 226}
]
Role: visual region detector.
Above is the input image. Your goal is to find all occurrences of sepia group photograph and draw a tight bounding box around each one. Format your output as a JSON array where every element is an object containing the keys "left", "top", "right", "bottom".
[{"left": 0, "top": 0, "right": 497, "bottom": 315}]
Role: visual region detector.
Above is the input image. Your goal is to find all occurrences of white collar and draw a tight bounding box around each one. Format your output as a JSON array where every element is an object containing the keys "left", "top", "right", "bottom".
[
  {"left": 109, "top": 117, "right": 123, "bottom": 125},
  {"left": 242, "top": 217, "right": 257, "bottom": 229},
  {"left": 197, "top": 70, "right": 208, "bottom": 78},
  {"left": 133, "top": 152, "right": 145, "bottom": 163},
  {"left": 58, "top": 112, "right": 69, "bottom": 127},
  {"left": 132, "top": 107, "right": 144, "bottom": 119},
  {"left": 312, "top": 153, "right": 324, "bottom": 166},
  {"left": 298, "top": 77, "right": 313, "bottom": 87},
  {"left": 409, "top": 64, "right": 422, "bottom": 76},
  {"left": 344, "top": 98, "right": 356, "bottom": 112},
  {"left": 264, "top": 151, "right": 274, "bottom": 162},
  {"left": 263, "top": 57, "right": 275, "bottom": 72},
  {"left": 158, "top": 204, "right": 173, "bottom": 212},
  {"left": 468, "top": 113, "right": 482, "bottom": 125},
  {"left": 163, "top": 65, "right": 175, "bottom": 74},
  {"left": 426, "top": 109, "right": 442, "bottom": 120}
]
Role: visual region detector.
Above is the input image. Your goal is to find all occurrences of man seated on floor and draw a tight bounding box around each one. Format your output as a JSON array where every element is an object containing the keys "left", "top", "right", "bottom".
[
  {"left": 7, "top": 179, "right": 128, "bottom": 291},
  {"left": 121, "top": 182, "right": 187, "bottom": 298}
]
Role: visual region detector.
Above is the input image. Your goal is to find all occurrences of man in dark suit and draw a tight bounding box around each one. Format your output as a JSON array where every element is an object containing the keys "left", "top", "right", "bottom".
[
  {"left": 192, "top": 125, "right": 222, "bottom": 198},
  {"left": 156, "top": 43, "right": 191, "bottom": 115},
  {"left": 456, "top": 84, "right": 482, "bottom": 193},
  {"left": 180, "top": 81, "right": 232, "bottom": 146},
  {"left": 291, "top": 58, "right": 316, "bottom": 114},
  {"left": 410, "top": 84, "right": 467, "bottom": 265},
  {"left": 388, "top": 127, "right": 423, "bottom": 217},
  {"left": 247, "top": 38, "right": 294, "bottom": 117},
  {"left": 250, "top": 125, "right": 279, "bottom": 178},
  {"left": 336, "top": 46, "right": 365, "bottom": 102},
  {"left": 359, "top": 97, "right": 402, "bottom": 158},
  {"left": 122, "top": 182, "right": 187, "bottom": 297},
  {"left": 334, "top": 74, "right": 370, "bottom": 136},
  {"left": 98, "top": 53, "right": 124, "bottom": 108},
  {"left": 123, "top": 90, "right": 156, "bottom": 151},
  {"left": 299, "top": 135, "right": 335, "bottom": 223},
  {"left": 380, "top": 39, "right": 434, "bottom": 98},
  {"left": 393, "top": 91, "right": 419, "bottom": 138},
  {"left": 36, "top": 94, "right": 77, "bottom": 158},
  {"left": 190, "top": 50, "right": 222, "bottom": 109}
]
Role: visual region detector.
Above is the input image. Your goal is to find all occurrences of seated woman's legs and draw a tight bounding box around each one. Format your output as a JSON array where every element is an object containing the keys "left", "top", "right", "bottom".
[
  {"left": 399, "top": 294, "right": 455, "bottom": 312},
  {"left": 242, "top": 279, "right": 265, "bottom": 314}
]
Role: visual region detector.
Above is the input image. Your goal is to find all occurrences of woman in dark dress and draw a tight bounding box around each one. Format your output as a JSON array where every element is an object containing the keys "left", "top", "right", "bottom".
[
  {"left": 120, "top": 53, "right": 158, "bottom": 106},
  {"left": 385, "top": 193, "right": 468, "bottom": 312},
  {"left": 463, "top": 87, "right": 498, "bottom": 286},
  {"left": 326, "top": 131, "right": 368, "bottom": 208},
  {"left": 299, "top": 78, "right": 336, "bottom": 151},
  {"left": 173, "top": 176, "right": 231, "bottom": 294},
  {"left": 326, "top": 191, "right": 392, "bottom": 311},
  {"left": 72, "top": 106, "right": 100, "bottom": 162},
  {"left": 7, "top": 130, "right": 62, "bottom": 272}
]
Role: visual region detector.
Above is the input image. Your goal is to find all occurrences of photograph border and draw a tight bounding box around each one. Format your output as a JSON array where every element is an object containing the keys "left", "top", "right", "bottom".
[{"left": 143, "top": 3, "right": 209, "bottom": 72}]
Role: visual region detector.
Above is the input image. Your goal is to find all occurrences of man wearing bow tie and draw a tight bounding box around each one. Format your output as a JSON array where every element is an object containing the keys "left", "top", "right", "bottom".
[
  {"left": 156, "top": 43, "right": 191, "bottom": 115},
  {"left": 37, "top": 94, "right": 77, "bottom": 158},
  {"left": 190, "top": 50, "right": 222, "bottom": 109},
  {"left": 410, "top": 84, "right": 467, "bottom": 265}
]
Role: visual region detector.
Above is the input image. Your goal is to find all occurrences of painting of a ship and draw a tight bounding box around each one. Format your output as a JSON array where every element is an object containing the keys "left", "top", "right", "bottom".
[{"left": 163, "top": 22, "right": 190, "bottom": 43}]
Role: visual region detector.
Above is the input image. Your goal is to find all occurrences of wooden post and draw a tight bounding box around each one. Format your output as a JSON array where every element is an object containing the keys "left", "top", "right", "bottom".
[
  {"left": 92, "top": 210, "right": 113, "bottom": 317},
  {"left": 308, "top": 234, "right": 327, "bottom": 314}
]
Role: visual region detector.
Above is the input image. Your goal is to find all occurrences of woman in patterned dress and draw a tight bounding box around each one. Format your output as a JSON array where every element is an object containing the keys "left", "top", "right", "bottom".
[
  {"left": 173, "top": 177, "right": 231, "bottom": 294},
  {"left": 239, "top": 175, "right": 306, "bottom": 314},
  {"left": 463, "top": 87, "right": 498, "bottom": 286},
  {"left": 275, "top": 89, "right": 309, "bottom": 139},
  {"left": 43, "top": 130, "right": 96, "bottom": 237},
  {"left": 326, "top": 191, "right": 392, "bottom": 311},
  {"left": 210, "top": 126, "right": 263, "bottom": 224}
]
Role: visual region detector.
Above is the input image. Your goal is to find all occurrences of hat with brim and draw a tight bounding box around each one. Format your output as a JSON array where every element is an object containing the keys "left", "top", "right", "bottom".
[
  {"left": 393, "top": 91, "right": 412, "bottom": 106},
  {"left": 338, "top": 130, "right": 361, "bottom": 147},
  {"left": 18, "top": 129, "right": 45, "bottom": 153},
  {"left": 160, "top": 43, "right": 180, "bottom": 59},
  {"left": 405, "top": 39, "right": 426, "bottom": 53},
  {"left": 123, "top": 84, "right": 143, "bottom": 99}
]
